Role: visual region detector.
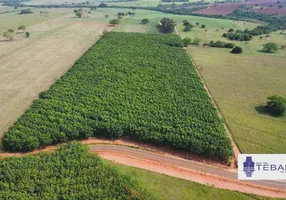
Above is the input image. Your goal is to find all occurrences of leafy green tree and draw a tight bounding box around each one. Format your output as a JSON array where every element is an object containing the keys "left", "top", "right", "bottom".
[
  {"left": 263, "top": 43, "right": 278, "bottom": 53},
  {"left": 228, "top": 28, "right": 234, "bottom": 32},
  {"left": 74, "top": 9, "right": 83, "bottom": 18},
  {"left": 201, "top": 24, "right": 206, "bottom": 28},
  {"left": 110, "top": 19, "right": 120, "bottom": 26},
  {"left": 182, "top": 37, "right": 192, "bottom": 47},
  {"left": 183, "top": 26, "right": 191, "bottom": 32},
  {"left": 196, "top": 22, "right": 200, "bottom": 26},
  {"left": 159, "top": 18, "right": 175, "bottom": 33},
  {"left": 25, "top": 32, "right": 30, "bottom": 38},
  {"left": 267, "top": 95, "right": 286, "bottom": 116},
  {"left": 230, "top": 46, "right": 243, "bottom": 54},
  {"left": 141, "top": 18, "right": 150, "bottom": 24}
]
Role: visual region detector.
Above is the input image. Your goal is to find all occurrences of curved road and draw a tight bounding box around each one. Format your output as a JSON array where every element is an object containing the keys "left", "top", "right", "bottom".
[{"left": 90, "top": 144, "right": 286, "bottom": 190}]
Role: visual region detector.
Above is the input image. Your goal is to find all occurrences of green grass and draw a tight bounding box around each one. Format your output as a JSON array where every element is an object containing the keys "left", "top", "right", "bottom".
[
  {"left": 183, "top": 31, "right": 286, "bottom": 154},
  {"left": 108, "top": 160, "right": 284, "bottom": 200}
]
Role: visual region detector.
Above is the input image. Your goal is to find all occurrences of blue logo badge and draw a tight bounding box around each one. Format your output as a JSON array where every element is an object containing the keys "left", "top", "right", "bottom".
[{"left": 243, "top": 156, "right": 255, "bottom": 177}]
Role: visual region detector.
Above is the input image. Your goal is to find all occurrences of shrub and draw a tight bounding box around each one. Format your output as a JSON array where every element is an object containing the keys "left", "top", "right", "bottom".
[
  {"left": 266, "top": 95, "right": 286, "bottom": 116},
  {"left": 141, "top": 18, "right": 150, "bottom": 24},
  {"left": 224, "top": 43, "right": 235, "bottom": 48},
  {"left": 25, "top": 32, "right": 30, "bottom": 38},
  {"left": 159, "top": 18, "right": 175, "bottom": 33},
  {"left": 18, "top": 25, "right": 26, "bottom": 31},
  {"left": 230, "top": 46, "right": 243, "bottom": 54},
  {"left": 182, "top": 37, "right": 192, "bottom": 47},
  {"left": 192, "top": 37, "right": 201, "bottom": 46},
  {"left": 201, "top": 24, "right": 206, "bottom": 28}
]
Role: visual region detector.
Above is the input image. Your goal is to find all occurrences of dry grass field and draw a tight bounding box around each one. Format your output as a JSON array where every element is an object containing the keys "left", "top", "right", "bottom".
[{"left": 0, "top": 9, "right": 116, "bottom": 135}]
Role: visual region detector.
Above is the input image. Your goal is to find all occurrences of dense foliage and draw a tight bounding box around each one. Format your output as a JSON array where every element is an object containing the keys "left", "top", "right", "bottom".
[
  {"left": 222, "top": 31, "right": 252, "bottom": 41},
  {"left": 267, "top": 95, "right": 286, "bottom": 116},
  {"left": 159, "top": 18, "right": 175, "bottom": 33},
  {"left": 230, "top": 46, "right": 242, "bottom": 54},
  {"left": 3, "top": 32, "right": 233, "bottom": 161},
  {"left": 209, "top": 40, "right": 235, "bottom": 48},
  {"left": 0, "top": 142, "right": 152, "bottom": 199},
  {"left": 262, "top": 43, "right": 278, "bottom": 53}
]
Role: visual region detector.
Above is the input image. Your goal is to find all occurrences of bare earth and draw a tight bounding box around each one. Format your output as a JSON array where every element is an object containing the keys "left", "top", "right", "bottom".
[{"left": 0, "top": 14, "right": 112, "bottom": 135}]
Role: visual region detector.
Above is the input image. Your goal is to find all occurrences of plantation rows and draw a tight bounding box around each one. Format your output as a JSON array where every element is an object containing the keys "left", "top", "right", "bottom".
[
  {"left": 0, "top": 142, "right": 152, "bottom": 199},
  {"left": 3, "top": 32, "right": 233, "bottom": 161}
]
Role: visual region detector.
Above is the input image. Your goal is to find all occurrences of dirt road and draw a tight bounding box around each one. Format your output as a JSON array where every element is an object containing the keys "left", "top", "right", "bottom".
[{"left": 91, "top": 144, "right": 286, "bottom": 198}]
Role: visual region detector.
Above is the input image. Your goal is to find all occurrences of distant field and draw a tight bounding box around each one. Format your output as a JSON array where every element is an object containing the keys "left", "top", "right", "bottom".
[
  {"left": 180, "top": 29, "right": 286, "bottom": 154},
  {"left": 113, "top": 9, "right": 245, "bottom": 33},
  {"left": 0, "top": 8, "right": 116, "bottom": 135}
]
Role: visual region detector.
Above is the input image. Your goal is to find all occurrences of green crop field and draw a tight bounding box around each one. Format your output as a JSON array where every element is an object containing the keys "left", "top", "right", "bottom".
[
  {"left": 113, "top": 9, "right": 286, "bottom": 154},
  {"left": 0, "top": 142, "right": 152, "bottom": 199},
  {"left": 2, "top": 32, "right": 233, "bottom": 161}
]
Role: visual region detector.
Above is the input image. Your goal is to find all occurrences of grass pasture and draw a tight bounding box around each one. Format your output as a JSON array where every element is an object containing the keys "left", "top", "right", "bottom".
[
  {"left": 180, "top": 28, "right": 286, "bottom": 154},
  {"left": 0, "top": 8, "right": 115, "bottom": 135}
]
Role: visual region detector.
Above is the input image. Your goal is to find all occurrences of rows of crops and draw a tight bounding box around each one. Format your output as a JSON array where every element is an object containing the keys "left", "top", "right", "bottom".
[
  {"left": 3, "top": 32, "right": 233, "bottom": 161},
  {"left": 0, "top": 142, "right": 152, "bottom": 199}
]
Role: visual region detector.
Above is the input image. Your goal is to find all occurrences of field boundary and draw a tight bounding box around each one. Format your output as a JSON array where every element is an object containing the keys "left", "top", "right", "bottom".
[{"left": 175, "top": 27, "right": 241, "bottom": 164}]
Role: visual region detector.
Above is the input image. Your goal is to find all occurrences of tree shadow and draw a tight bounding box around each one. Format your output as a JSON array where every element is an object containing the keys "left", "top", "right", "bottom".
[
  {"left": 257, "top": 50, "right": 276, "bottom": 53},
  {"left": 255, "top": 105, "right": 281, "bottom": 118}
]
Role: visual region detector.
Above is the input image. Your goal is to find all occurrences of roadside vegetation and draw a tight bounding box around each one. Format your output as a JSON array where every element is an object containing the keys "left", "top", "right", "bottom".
[
  {"left": 0, "top": 142, "right": 152, "bottom": 199},
  {"left": 2, "top": 32, "right": 233, "bottom": 162}
]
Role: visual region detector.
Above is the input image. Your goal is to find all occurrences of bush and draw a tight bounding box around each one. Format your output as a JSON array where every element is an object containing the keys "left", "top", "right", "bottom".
[
  {"left": 25, "top": 32, "right": 30, "bottom": 38},
  {"left": 230, "top": 46, "right": 243, "bottom": 54},
  {"left": 182, "top": 37, "right": 192, "bottom": 47},
  {"left": 201, "top": 24, "right": 206, "bottom": 28},
  {"left": 266, "top": 95, "right": 286, "bottom": 116},
  {"left": 183, "top": 26, "right": 191, "bottom": 32},
  {"left": 192, "top": 37, "right": 201, "bottom": 46},
  {"left": 18, "top": 25, "right": 26, "bottom": 31},
  {"left": 141, "top": 18, "right": 150, "bottom": 24},
  {"left": 224, "top": 43, "right": 235, "bottom": 48}
]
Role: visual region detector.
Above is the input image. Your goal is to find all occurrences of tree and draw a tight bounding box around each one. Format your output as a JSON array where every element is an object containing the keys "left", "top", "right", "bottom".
[
  {"left": 3, "top": 31, "right": 14, "bottom": 41},
  {"left": 182, "top": 37, "right": 192, "bottom": 47},
  {"left": 74, "top": 9, "right": 83, "bottom": 18},
  {"left": 183, "top": 26, "right": 191, "bottom": 32},
  {"left": 277, "top": 1, "right": 281, "bottom": 4},
  {"left": 18, "top": 25, "right": 26, "bottom": 31},
  {"left": 201, "top": 24, "right": 206, "bottom": 28},
  {"left": 105, "top": 14, "right": 109, "bottom": 18},
  {"left": 263, "top": 43, "right": 278, "bottom": 53},
  {"left": 196, "top": 22, "right": 200, "bottom": 26},
  {"left": 278, "top": 5, "right": 283, "bottom": 8},
  {"left": 228, "top": 28, "right": 234, "bottom": 32},
  {"left": 25, "top": 32, "right": 30, "bottom": 38},
  {"left": 159, "top": 18, "right": 175, "bottom": 33},
  {"left": 110, "top": 19, "right": 120, "bottom": 26},
  {"left": 8, "top": 29, "right": 14, "bottom": 33},
  {"left": 230, "top": 46, "right": 243, "bottom": 54},
  {"left": 266, "top": 95, "right": 286, "bottom": 116},
  {"left": 141, "top": 18, "right": 150, "bottom": 24},
  {"left": 98, "top": 3, "right": 107, "bottom": 7},
  {"left": 192, "top": 37, "right": 201, "bottom": 46}
]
